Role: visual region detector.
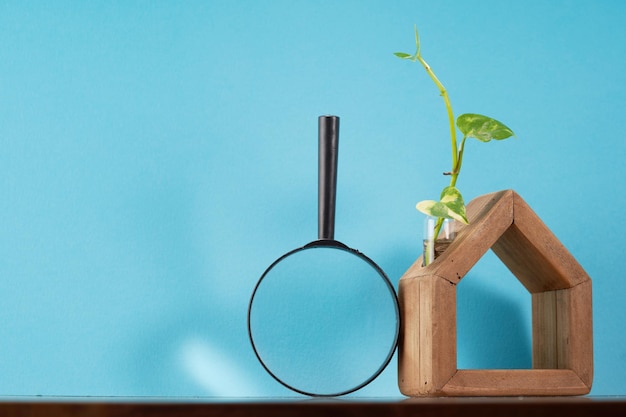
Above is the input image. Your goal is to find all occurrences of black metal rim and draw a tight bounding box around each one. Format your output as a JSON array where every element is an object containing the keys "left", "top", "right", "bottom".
[{"left": 247, "top": 240, "right": 400, "bottom": 397}]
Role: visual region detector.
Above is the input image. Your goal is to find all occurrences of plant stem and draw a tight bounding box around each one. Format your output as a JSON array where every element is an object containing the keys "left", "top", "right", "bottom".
[
  {"left": 413, "top": 28, "right": 464, "bottom": 264},
  {"left": 452, "top": 135, "right": 468, "bottom": 183},
  {"left": 414, "top": 53, "right": 458, "bottom": 170},
  {"left": 414, "top": 54, "right": 457, "bottom": 258}
]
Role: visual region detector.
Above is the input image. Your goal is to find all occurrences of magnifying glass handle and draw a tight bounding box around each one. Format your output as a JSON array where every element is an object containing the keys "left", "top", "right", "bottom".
[{"left": 318, "top": 115, "right": 340, "bottom": 241}]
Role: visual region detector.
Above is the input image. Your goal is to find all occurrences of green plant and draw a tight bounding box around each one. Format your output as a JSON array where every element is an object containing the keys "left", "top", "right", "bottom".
[{"left": 395, "top": 26, "right": 516, "bottom": 265}]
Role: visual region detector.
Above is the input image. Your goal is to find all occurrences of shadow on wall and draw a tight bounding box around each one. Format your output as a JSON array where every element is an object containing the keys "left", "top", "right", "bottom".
[{"left": 456, "top": 257, "right": 533, "bottom": 370}]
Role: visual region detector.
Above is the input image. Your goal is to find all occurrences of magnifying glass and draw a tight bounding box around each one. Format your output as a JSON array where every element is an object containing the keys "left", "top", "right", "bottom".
[{"left": 247, "top": 115, "right": 400, "bottom": 397}]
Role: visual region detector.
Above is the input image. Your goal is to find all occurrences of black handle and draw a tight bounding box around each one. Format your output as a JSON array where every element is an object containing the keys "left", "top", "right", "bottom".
[{"left": 318, "top": 115, "right": 339, "bottom": 240}]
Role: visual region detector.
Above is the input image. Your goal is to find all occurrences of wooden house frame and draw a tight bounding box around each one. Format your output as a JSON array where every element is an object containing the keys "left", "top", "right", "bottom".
[{"left": 398, "top": 190, "right": 593, "bottom": 396}]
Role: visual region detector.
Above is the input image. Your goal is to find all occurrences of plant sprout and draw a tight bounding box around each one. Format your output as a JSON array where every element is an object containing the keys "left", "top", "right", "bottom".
[{"left": 395, "top": 26, "right": 515, "bottom": 265}]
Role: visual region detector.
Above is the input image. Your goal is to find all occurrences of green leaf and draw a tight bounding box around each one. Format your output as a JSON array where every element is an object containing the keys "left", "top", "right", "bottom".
[
  {"left": 416, "top": 187, "right": 469, "bottom": 224},
  {"left": 416, "top": 200, "right": 450, "bottom": 218},
  {"left": 456, "top": 113, "right": 515, "bottom": 142},
  {"left": 439, "top": 186, "right": 468, "bottom": 224},
  {"left": 394, "top": 52, "right": 413, "bottom": 59}
]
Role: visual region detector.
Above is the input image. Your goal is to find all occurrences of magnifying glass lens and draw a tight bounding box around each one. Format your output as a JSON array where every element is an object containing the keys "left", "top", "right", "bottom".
[{"left": 249, "top": 246, "right": 398, "bottom": 396}]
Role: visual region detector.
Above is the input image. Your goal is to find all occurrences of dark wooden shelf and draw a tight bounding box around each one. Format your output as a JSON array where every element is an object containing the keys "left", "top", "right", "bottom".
[{"left": 1, "top": 396, "right": 625, "bottom": 417}]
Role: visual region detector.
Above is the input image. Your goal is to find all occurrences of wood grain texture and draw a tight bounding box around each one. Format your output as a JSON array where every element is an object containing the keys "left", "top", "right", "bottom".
[
  {"left": 532, "top": 280, "right": 593, "bottom": 389},
  {"left": 491, "top": 191, "right": 589, "bottom": 292},
  {"left": 443, "top": 370, "right": 590, "bottom": 396},
  {"left": 398, "top": 275, "right": 456, "bottom": 396},
  {"left": 398, "top": 190, "right": 593, "bottom": 397}
]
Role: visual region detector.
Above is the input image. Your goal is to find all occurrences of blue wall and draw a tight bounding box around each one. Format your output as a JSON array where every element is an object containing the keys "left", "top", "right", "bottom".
[{"left": 1, "top": 0, "right": 624, "bottom": 397}]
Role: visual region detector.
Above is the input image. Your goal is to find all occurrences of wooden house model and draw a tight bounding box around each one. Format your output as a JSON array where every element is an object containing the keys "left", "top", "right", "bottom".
[{"left": 398, "top": 190, "right": 593, "bottom": 396}]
